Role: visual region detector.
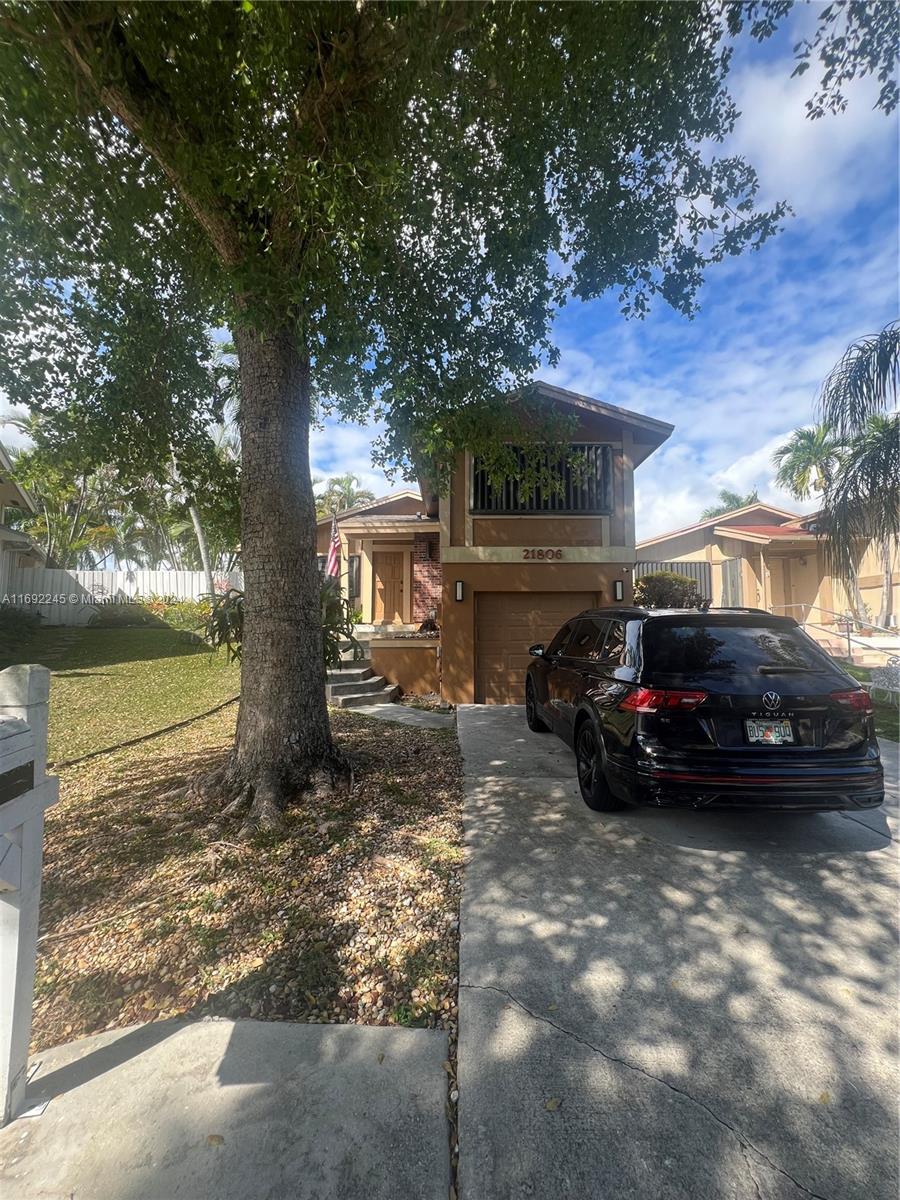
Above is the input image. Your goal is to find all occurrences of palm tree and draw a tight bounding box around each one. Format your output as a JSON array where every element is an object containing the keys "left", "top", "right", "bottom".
[
  {"left": 819, "top": 322, "right": 899, "bottom": 441},
  {"left": 772, "top": 424, "right": 840, "bottom": 499},
  {"left": 315, "top": 474, "right": 375, "bottom": 518},
  {"left": 700, "top": 487, "right": 759, "bottom": 521},
  {"left": 823, "top": 415, "right": 899, "bottom": 626},
  {"left": 816, "top": 322, "right": 900, "bottom": 627}
]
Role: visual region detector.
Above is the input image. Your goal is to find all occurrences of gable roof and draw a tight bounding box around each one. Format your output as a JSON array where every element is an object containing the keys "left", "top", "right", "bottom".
[
  {"left": 316, "top": 489, "right": 422, "bottom": 525},
  {"left": 713, "top": 523, "right": 818, "bottom": 544},
  {"left": 637, "top": 502, "right": 803, "bottom": 550},
  {"left": 529, "top": 380, "right": 674, "bottom": 434}
]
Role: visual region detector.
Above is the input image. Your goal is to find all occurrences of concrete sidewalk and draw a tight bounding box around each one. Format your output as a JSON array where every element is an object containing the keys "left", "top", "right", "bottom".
[
  {"left": 351, "top": 704, "right": 455, "bottom": 730},
  {"left": 457, "top": 705, "right": 899, "bottom": 1200},
  {"left": 0, "top": 1019, "right": 450, "bottom": 1200}
]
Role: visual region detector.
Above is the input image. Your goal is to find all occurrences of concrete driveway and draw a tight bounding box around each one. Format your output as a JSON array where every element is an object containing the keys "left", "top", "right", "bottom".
[{"left": 457, "top": 705, "right": 899, "bottom": 1200}]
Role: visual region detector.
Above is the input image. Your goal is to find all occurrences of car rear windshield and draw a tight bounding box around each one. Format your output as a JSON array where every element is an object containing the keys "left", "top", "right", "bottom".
[{"left": 642, "top": 620, "right": 832, "bottom": 679}]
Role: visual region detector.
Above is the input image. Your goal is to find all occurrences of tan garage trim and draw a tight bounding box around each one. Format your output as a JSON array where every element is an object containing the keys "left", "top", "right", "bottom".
[{"left": 474, "top": 591, "right": 598, "bottom": 704}]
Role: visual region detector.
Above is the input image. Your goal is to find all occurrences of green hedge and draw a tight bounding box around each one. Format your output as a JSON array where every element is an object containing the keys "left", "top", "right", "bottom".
[{"left": 633, "top": 570, "right": 701, "bottom": 609}]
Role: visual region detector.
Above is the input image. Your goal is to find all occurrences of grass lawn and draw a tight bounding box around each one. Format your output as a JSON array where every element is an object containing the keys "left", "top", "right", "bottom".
[
  {"left": 2, "top": 626, "right": 241, "bottom": 763},
  {"left": 14, "top": 624, "right": 462, "bottom": 1053},
  {"left": 844, "top": 664, "right": 899, "bottom": 744}
]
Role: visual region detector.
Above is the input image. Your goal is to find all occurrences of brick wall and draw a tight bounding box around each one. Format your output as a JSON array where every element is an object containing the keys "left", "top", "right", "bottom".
[{"left": 412, "top": 533, "right": 442, "bottom": 623}]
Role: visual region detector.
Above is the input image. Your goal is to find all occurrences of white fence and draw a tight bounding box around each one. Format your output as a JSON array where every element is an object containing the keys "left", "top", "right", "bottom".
[{"left": 4, "top": 567, "right": 243, "bottom": 626}]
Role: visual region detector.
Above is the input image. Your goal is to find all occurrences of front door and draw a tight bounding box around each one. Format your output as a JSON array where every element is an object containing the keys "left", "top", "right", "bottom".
[{"left": 373, "top": 551, "right": 404, "bottom": 623}]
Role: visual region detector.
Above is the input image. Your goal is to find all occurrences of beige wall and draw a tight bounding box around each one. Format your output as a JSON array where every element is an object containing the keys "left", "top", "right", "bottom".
[
  {"left": 371, "top": 639, "right": 440, "bottom": 694},
  {"left": 643, "top": 527, "right": 900, "bottom": 627}
]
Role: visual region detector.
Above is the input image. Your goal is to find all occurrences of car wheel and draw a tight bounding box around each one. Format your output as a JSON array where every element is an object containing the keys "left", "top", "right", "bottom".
[
  {"left": 525, "top": 678, "right": 550, "bottom": 732},
  {"left": 575, "top": 720, "right": 624, "bottom": 811}
]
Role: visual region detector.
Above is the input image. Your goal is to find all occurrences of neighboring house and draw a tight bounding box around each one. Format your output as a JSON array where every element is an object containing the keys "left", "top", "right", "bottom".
[
  {"left": 0, "top": 438, "right": 42, "bottom": 599},
  {"left": 637, "top": 503, "right": 900, "bottom": 630},
  {"left": 319, "top": 382, "right": 673, "bottom": 703}
]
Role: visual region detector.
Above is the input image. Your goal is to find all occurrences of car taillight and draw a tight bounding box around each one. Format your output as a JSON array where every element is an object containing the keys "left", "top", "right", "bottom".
[
  {"left": 829, "top": 689, "right": 874, "bottom": 715},
  {"left": 619, "top": 688, "right": 708, "bottom": 714}
]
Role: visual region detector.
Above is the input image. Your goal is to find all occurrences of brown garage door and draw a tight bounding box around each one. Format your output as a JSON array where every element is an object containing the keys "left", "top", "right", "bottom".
[{"left": 475, "top": 592, "right": 598, "bottom": 704}]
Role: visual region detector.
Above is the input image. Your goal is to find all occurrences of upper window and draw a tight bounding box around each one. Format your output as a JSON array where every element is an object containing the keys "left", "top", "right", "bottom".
[{"left": 471, "top": 444, "right": 614, "bottom": 515}]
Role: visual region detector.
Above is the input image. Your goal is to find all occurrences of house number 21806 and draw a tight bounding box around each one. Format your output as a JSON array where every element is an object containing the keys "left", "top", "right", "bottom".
[{"left": 523, "top": 548, "right": 563, "bottom": 560}]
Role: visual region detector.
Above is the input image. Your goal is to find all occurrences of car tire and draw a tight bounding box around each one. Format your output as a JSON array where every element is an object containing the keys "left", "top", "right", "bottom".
[
  {"left": 525, "top": 679, "right": 550, "bottom": 732},
  {"left": 575, "top": 720, "right": 624, "bottom": 811}
]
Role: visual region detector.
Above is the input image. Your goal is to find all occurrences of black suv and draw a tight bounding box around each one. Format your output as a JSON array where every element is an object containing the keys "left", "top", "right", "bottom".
[{"left": 525, "top": 607, "right": 884, "bottom": 812}]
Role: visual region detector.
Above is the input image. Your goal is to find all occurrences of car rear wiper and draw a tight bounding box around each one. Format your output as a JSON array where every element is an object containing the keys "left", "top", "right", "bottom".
[{"left": 757, "top": 664, "right": 816, "bottom": 674}]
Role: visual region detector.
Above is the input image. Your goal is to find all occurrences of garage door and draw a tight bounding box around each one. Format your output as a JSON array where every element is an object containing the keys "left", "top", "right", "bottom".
[{"left": 475, "top": 592, "right": 598, "bottom": 704}]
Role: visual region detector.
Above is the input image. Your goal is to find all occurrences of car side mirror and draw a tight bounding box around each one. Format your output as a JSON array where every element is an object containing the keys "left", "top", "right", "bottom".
[{"left": 529, "top": 643, "right": 545, "bottom": 657}]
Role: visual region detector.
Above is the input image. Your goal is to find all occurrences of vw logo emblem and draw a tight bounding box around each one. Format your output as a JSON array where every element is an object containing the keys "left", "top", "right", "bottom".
[{"left": 762, "top": 691, "right": 782, "bottom": 711}]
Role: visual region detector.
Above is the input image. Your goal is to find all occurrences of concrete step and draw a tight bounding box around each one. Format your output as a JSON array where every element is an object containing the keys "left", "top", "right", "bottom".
[
  {"left": 326, "top": 675, "right": 387, "bottom": 699},
  {"left": 334, "top": 684, "right": 400, "bottom": 708},
  {"left": 327, "top": 663, "right": 372, "bottom": 681},
  {"left": 340, "top": 649, "right": 370, "bottom": 664}
]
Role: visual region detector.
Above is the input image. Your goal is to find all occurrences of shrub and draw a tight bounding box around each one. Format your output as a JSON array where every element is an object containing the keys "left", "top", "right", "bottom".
[
  {"left": 202, "top": 579, "right": 362, "bottom": 668},
  {"left": 89, "top": 601, "right": 160, "bottom": 627},
  {"left": 144, "top": 595, "right": 212, "bottom": 632},
  {"left": 321, "top": 577, "right": 363, "bottom": 668},
  {"left": 203, "top": 588, "right": 244, "bottom": 663},
  {"left": 0, "top": 604, "right": 42, "bottom": 657},
  {"left": 90, "top": 594, "right": 213, "bottom": 631},
  {"left": 633, "top": 571, "right": 701, "bottom": 609}
]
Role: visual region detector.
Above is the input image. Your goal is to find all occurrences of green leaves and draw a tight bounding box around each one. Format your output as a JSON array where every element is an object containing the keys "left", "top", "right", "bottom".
[{"left": 0, "top": 1, "right": 894, "bottom": 492}]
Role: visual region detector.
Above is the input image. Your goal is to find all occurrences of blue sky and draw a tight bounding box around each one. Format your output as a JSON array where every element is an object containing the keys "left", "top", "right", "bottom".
[{"left": 313, "top": 9, "right": 899, "bottom": 540}]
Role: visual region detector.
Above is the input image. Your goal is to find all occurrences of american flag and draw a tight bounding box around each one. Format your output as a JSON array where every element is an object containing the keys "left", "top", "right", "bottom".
[{"left": 325, "top": 512, "right": 341, "bottom": 578}]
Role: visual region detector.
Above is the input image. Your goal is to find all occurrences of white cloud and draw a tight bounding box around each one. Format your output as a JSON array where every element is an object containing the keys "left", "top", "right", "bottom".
[
  {"left": 545, "top": 221, "right": 896, "bottom": 541},
  {"left": 727, "top": 59, "right": 896, "bottom": 222},
  {"left": 309, "top": 417, "right": 398, "bottom": 498}
]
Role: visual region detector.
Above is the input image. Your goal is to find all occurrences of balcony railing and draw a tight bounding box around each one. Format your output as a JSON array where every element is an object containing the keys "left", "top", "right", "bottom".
[{"left": 471, "top": 443, "right": 613, "bottom": 515}]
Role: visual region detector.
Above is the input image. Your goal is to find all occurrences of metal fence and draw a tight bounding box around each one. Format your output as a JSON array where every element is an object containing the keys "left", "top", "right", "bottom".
[{"left": 634, "top": 559, "right": 712, "bottom": 599}]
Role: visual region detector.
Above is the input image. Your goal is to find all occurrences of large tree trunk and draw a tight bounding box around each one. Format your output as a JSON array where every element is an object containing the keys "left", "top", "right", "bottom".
[{"left": 223, "top": 322, "right": 336, "bottom": 830}]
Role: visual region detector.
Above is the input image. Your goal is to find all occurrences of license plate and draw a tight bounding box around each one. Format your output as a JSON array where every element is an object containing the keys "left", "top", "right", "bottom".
[{"left": 744, "top": 718, "right": 794, "bottom": 745}]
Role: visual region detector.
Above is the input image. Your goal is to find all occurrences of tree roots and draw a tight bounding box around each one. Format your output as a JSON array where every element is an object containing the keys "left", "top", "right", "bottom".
[{"left": 190, "top": 745, "right": 351, "bottom": 839}]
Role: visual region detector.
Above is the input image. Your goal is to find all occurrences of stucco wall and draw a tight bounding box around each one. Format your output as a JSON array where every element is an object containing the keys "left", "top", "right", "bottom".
[{"left": 370, "top": 639, "right": 440, "bottom": 694}]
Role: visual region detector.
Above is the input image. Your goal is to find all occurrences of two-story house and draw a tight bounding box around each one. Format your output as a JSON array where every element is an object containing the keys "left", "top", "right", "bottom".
[{"left": 317, "top": 382, "right": 672, "bottom": 704}]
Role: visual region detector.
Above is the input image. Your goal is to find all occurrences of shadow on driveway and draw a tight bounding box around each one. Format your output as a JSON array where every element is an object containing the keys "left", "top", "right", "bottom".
[{"left": 457, "top": 704, "right": 899, "bottom": 1200}]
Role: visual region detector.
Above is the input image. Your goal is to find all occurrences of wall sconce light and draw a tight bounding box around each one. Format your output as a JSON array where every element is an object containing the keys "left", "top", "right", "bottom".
[
  {"left": 613, "top": 579, "right": 624, "bottom": 602},
  {"left": 455, "top": 580, "right": 464, "bottom": 602}
]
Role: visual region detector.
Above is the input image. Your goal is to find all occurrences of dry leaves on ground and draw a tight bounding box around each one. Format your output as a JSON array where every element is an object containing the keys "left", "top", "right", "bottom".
[{"left": 32, "top": 707, "right": 462, "bottom": 1052}]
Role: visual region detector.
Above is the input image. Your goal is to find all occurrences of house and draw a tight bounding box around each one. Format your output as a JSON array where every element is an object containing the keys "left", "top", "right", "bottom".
[
  {"left": 0, "top": 438, "right": 42, "bottom": 599},
  {"left": 636, "top": 502, "right": 900, "bottom": 631},
  {"left": 319, "top": 382, "right": 673, "bottom": 704}
]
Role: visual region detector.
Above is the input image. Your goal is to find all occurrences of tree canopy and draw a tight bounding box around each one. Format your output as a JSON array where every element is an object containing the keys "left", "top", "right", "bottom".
[
  {"left": 0, "top": 0, "right": 895, "bottom": 821},
  {"left": 0, "top": 0, "right": 804, "bottom": 479}
]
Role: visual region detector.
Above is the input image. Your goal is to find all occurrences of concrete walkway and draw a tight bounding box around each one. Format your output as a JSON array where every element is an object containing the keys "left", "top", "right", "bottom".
[
  {"left": 351, "top": 704, "right": 455, "bottom": 730},
  {"left": 457, "top": 705, "right": 899, "bottom": 1200},
  {"left": 0, "top": 1019, "right": 449, "bottom": 1200}
]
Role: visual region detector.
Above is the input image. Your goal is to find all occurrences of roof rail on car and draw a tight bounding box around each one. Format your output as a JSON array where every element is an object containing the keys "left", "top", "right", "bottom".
[{"left": 707, "top": 606, "right": 774, "bottom": 615}]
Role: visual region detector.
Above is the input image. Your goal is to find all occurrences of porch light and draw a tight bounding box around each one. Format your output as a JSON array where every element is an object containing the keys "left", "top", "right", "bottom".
[
  {"left": 614, "top": 579, "right": 624, "bottom": 601},
  {"left": 455, "top": 580, "right": 464, "bottom": 602}
]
